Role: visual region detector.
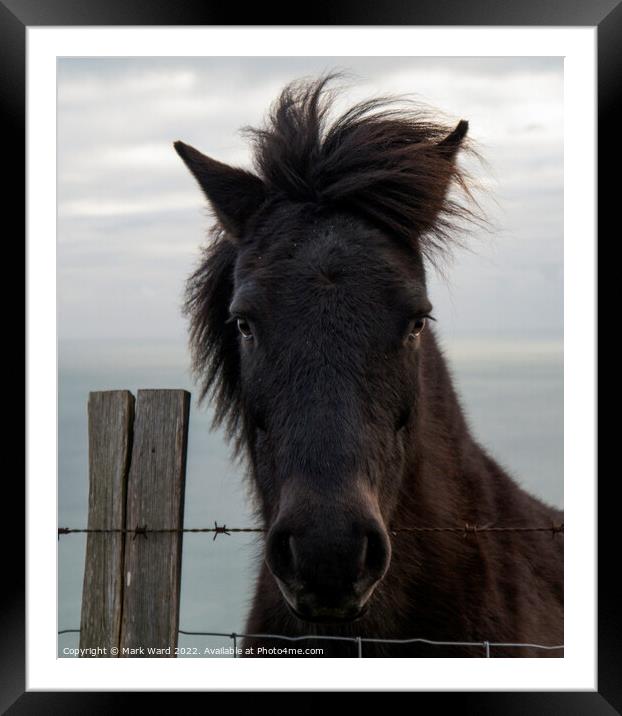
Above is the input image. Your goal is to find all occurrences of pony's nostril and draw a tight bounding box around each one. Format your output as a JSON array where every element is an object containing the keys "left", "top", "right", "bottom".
[
  {"left": 356, "top": 535, "right": 369, "bottom": 579},
  {"left": 364, "top": 527, "right": 390, "bottom": 579},
  {"left": 266, "top": 529, "right": 296, "bottom": 581}
]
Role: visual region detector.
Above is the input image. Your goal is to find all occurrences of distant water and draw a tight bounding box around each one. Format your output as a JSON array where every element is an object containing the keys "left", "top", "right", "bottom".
[{"left": 58, "top": 337, "right": 562, "bottom": 657}]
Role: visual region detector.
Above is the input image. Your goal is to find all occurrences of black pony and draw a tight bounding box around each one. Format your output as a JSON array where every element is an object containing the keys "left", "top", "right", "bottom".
[{"left": 175, "top": 76, "right": 563, "bottom": 657}]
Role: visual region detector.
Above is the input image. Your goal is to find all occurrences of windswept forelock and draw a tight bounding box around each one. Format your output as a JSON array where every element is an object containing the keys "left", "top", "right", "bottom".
[{"left": 243, "top": 74, "right": 480, "bottom": 261}]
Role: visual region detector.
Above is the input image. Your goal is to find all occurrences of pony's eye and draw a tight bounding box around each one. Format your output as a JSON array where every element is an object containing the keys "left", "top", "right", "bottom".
[
  {"left": 237, "top": 318, "right": 253, "bottom": 340},
  {"left": 407, "top": 317, "right": 426, "bottom": 341}
]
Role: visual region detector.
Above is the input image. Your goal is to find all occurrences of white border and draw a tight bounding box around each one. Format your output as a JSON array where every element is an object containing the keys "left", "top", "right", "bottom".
[{"left": 27, "top": 27, "right": 596, "bottom": 691}]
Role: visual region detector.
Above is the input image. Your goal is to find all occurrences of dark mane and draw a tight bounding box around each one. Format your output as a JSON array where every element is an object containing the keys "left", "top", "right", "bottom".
[
  {"left": 184, "top": 75, "right": 480, "bottom": 444},
  {"left": 245, "top": 74, "right": 477, "bottom": 259},
  {"left": 185, "top": 233, "right": 242, "bottom": 439}
]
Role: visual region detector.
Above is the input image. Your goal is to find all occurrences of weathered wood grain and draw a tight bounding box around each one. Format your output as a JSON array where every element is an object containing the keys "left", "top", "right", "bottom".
[
  {"left": 119, "top": 389, "right": 190, "bottom": 657},
  {"left": 80, "top": 390, "right": 134, "bottom": 656}
]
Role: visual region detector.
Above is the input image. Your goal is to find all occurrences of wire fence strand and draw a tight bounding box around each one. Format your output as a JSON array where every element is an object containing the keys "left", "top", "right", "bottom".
[
  {"left": 58, "top": 521, "right": 564, "bottom": 540},
  {"left": 59, "top": 627, "right": 564, "bottom": 657}
]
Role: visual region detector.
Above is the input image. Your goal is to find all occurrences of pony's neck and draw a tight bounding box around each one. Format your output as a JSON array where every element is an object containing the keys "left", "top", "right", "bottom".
[{"left": 397, "top": 329, "right": 477, "bottom": 526}]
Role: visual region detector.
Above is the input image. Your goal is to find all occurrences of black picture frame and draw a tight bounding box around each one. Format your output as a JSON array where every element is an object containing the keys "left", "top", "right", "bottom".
[{"left": 7, "top": 0, "right": 612, "bottom": 711}]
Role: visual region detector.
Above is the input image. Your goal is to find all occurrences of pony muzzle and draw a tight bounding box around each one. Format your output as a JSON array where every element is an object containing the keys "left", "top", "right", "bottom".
[{"left": 265, "top": 516, "right": 391, "bottom": 623}]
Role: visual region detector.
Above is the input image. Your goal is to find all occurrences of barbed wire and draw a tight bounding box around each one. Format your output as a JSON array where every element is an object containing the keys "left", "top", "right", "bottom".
[
  {"left": 58, "top": 627, "right": 564, "bottom": 657},
  {"left": 58, "top": 521, "right": 564, "bottom": 540},
  {"left": 58, "top": 522, "right": 262, "bottom": 540}
]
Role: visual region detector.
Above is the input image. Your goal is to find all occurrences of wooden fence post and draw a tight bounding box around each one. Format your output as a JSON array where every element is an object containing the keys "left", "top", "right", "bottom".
[
  {"left": 80, "top": 390, "right": 134, "bottom": 656},
  {"left": 119, "top": 389, "right": 190, "bottom": 656}
]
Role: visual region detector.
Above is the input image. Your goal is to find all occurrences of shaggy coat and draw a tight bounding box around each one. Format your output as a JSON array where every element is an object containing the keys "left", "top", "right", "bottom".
[{"left": 175, "top": 76, "right": 563, "bottom": 657}]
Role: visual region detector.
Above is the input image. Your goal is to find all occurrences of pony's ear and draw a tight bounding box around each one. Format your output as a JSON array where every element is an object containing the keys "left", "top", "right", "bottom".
[
  {"left": 437, "top": 120, "right": 468, "bottom": 159},
  {"left": 400, "top": 119, "right": 470, "bottom": 243},
  {"left": 174, "top": 141, "right": 266, "bottom": 237}
]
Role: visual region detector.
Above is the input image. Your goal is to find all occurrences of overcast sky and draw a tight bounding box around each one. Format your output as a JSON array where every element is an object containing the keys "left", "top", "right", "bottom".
[{"left": 57, "top": 57, "right": 563, "bottom": 346}]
